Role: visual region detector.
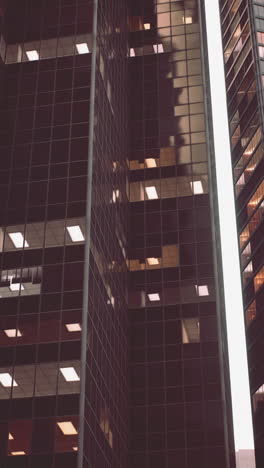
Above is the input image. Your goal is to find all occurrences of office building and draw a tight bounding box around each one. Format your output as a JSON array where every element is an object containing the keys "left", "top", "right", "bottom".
[
  {"left": 0, "top": 0, "right": 260, "bottom": 467},
  {"left": 219, "top": 0, "right": 264, "bottom": 465}
]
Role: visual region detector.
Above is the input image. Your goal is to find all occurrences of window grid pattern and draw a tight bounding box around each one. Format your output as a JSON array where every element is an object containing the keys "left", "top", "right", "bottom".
[
  {"left": 220, "top": 0, "right": 264, "bottom": 463},
  {"left": 0, "top": 0, "right": 128, "bottom": 467},
  {"left": 128, "top": 1, "right": 231, "bottom": 467}
]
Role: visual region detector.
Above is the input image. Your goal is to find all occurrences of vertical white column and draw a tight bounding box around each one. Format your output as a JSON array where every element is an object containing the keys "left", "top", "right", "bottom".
[{"left": 203, "top": 1, "right": 256, "bottom": 467}]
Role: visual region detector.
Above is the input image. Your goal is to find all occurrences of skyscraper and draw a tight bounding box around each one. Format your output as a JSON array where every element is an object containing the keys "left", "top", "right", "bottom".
[
  {"left": 0, "top": 1, "right": 260, "bottom": 468},
  {"left": 219, "top": 0, "right": 264, "bottom": 466}
]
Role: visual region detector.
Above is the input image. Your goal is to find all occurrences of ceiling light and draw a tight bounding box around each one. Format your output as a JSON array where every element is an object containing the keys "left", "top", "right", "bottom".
[
  {"left": 4, "top": 329, "right": 22, "bottom": 338},
  {"left": 8, "top": 232, "right": 29, "bottom": 249},
  {"left": 60, "top": 367, "right": 80, "bottom": 382},
  {"left": 144, "top": 23, "right": 150, "bottom": 30},
  {"left": 76, "top": 43, "right": 89, "bottom": 54},
  {"left": 153, "top": 44, "right": 164, "bottom": 53},
  {"left": 66, "top": 225, "right": 85, "bottom": 242},
  {"left": 9, "top": 283, "right": 24, "bottom": 292},
  {"left": 57, "top": 421, "right": 78, "bottom": 435},
  {"left": 195, "top": 285, "right": 209, "bottom": 296},
  {"left": 145, "top": 186, "right": 158, "bottom": 199},
  {"left": 148, "top": 293, "right": 160, "bottom": 301},
  {"left": 0, "top": 373, "right": 18, "bottom": 387},
  {"left": 190, "top": 181, "right": 204, "bottom": 194},
  {"left": 147, "top": 257, "right": 159, "bottom": 265},
  {"left": 145, "top": 158, "right": 157, "bottom": 168},
  {"left": 11, "top": 452, "right": 26, "bottom": 456},
  {"left": 66, "top": 323, "right": 82, "bottom": 332},
  {"left": 8, "top": 433, "right": 14, "bottom": 440},
  {"left": 26, "top": 50, "right": 39, "bottom": 61},
  {"left": 73, "top": 447, "right": 78, "bottom": 451}
]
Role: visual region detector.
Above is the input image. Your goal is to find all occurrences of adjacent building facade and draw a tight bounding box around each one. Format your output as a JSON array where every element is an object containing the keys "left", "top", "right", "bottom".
[
  {"left": 219, "top": 0, "right": 264, "bottom": 465},
  {"left": 0, "top": 0, "right": 262, "bottom": 467}
]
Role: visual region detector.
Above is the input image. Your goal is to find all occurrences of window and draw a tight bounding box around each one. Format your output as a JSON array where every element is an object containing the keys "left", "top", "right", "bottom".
[
  {"left": 195, "top": 284, "right": 209, "bottom": 296},
  {"left": 182, "top": 318, "right": 200, "bottom": 343},
  {"left": 148, "top": 293, "right": 160, "bottom": 302},
  {"left": 253, "top": 384, "right": 264, "bottom": 412},
  {"left": 26, "top": 50, "right": 39, "bottom": 61},
  {"left": 254, "top": 265, "right": 264, "bottom": 293},
  {"left": 100, "top": 408, "right": 113, "bottom": 448},
  {"left": 153, "top": 44, "right": 164, "bottom": 53},
  {"left": 246, "top": 300, "right": 256, "bottom": 325}
]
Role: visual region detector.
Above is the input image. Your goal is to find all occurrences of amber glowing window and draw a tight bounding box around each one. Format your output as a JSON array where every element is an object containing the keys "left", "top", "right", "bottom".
[
  {"left": 254, "top": 266, "right": 264, "bottom": 293},
  {"left": 247, "top": 180, "right": 264, "bottom": 216},
  {"left": 246, "top": 301, "right": 256, "bottom": 325},
  {"left": 100, "top": 408, "right": 113, "bottom": 448}
]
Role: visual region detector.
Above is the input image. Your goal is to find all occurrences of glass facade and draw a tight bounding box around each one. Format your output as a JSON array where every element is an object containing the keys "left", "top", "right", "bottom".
[
  {"left": 0, "top": 0, "right": 251, "bottom": 467},
  {"left": 128, "top": 1, "right": 234, "bottom": 467},
  {"left": 0, "top": 0, "right": 128, "bottom": 467},
  {"left": 220, "top": 0, "right": 264, "bottom": 466}
]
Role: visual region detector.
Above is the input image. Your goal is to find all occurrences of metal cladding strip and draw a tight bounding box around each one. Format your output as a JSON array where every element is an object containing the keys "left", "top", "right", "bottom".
[
  {"left": 78, "top": 0, "right": 98, "bottom": 466},
  {"left": 203, "top": 1, "right": 256, "bottom": 467}
]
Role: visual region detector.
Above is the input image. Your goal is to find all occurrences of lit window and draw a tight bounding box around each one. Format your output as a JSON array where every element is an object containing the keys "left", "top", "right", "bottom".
[
  {"left": 190, "top": 181, "right": 204, "bottom": 194},
  {"left": 184, "top": 16, "right": 193, "bottom": 24},
  {"left": 9, "top": 433, "right": 14, "bottom": 440},
  {"left": 145, "top": 158, "right": 157, "bottom": 168},
  {"left": 236, "top": 173, "right": 245, "bottom": 186},
  {"left": 4, "top": 329, "right": 22, "bottom": 338},
  {"left": 9, "top": 283, "right": 24, "bottom": 292},
  {"left": 195, "top": 285, "right": 209, "bottom": 296},
  {"left": 147, "top": 258, "right": 159, "bottom": 265},
  {"left": 130, "top": 48, "right": 135, "bottom": 57},
  {"left": 246, "top": 301, "right": 256, "bottom": 325},
  {"left": 25, "top": 50, "right": 39, "bottom": 61},
  {"left": 0, "top": 373, "right": 18, "bottom": 387},
  {"left": 153, "top": 44, "right": 164, "bottom": 53},
  {"left": 66, "top": 225, "right": 85, "bottom": 242},
  {"left": 240, "top": 225, "right": 250, "bottom": 249},
  {"left": 112, "top": 189, "right": 120, "bottom": 203},
  {"left": 57, "top": 421, "right": 78, "bottom": 435},
  {"left": 257, "top": 31, "right": 264, "bottom": 44},
  {"left": 254, "top": 266, "right": 264, "bottom": 293},
  {"left": 73, "top": 447, "right": 78, "bottom": 451},
  {"left": 8, "top": 232, "right": 29, "bottom": 249},
  {"left": 259, "top": 46, "right": 264, "bottom": 58},
  {"left": 65, "top": 323, "right": 81, "bottom": 332},
  {"left": 100, "top": 408, "right": 113, "bottom": 448},
  {"left": 76, "top": 43, "right": 89, "bottom": 54},
  {"left": 144, "top": 23, "right": 150, "bottom": 29},
  {"left": 244, "top": 261, "right": 253, "bottom": 273},
  {"left": 182, "top": 318, "right": 200, "bottom": 343},
  {"left": 148, "top": 293, "right": 160, "bottom": 301},
  {"left": 145, "top": 186, "right": 158, "bottom": 199},
  {"left": 59, "top": 367, "right": 80, "bottom": 382},
  {"left": 11, "top": 452, "right": 26, "bottom": 456}
]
